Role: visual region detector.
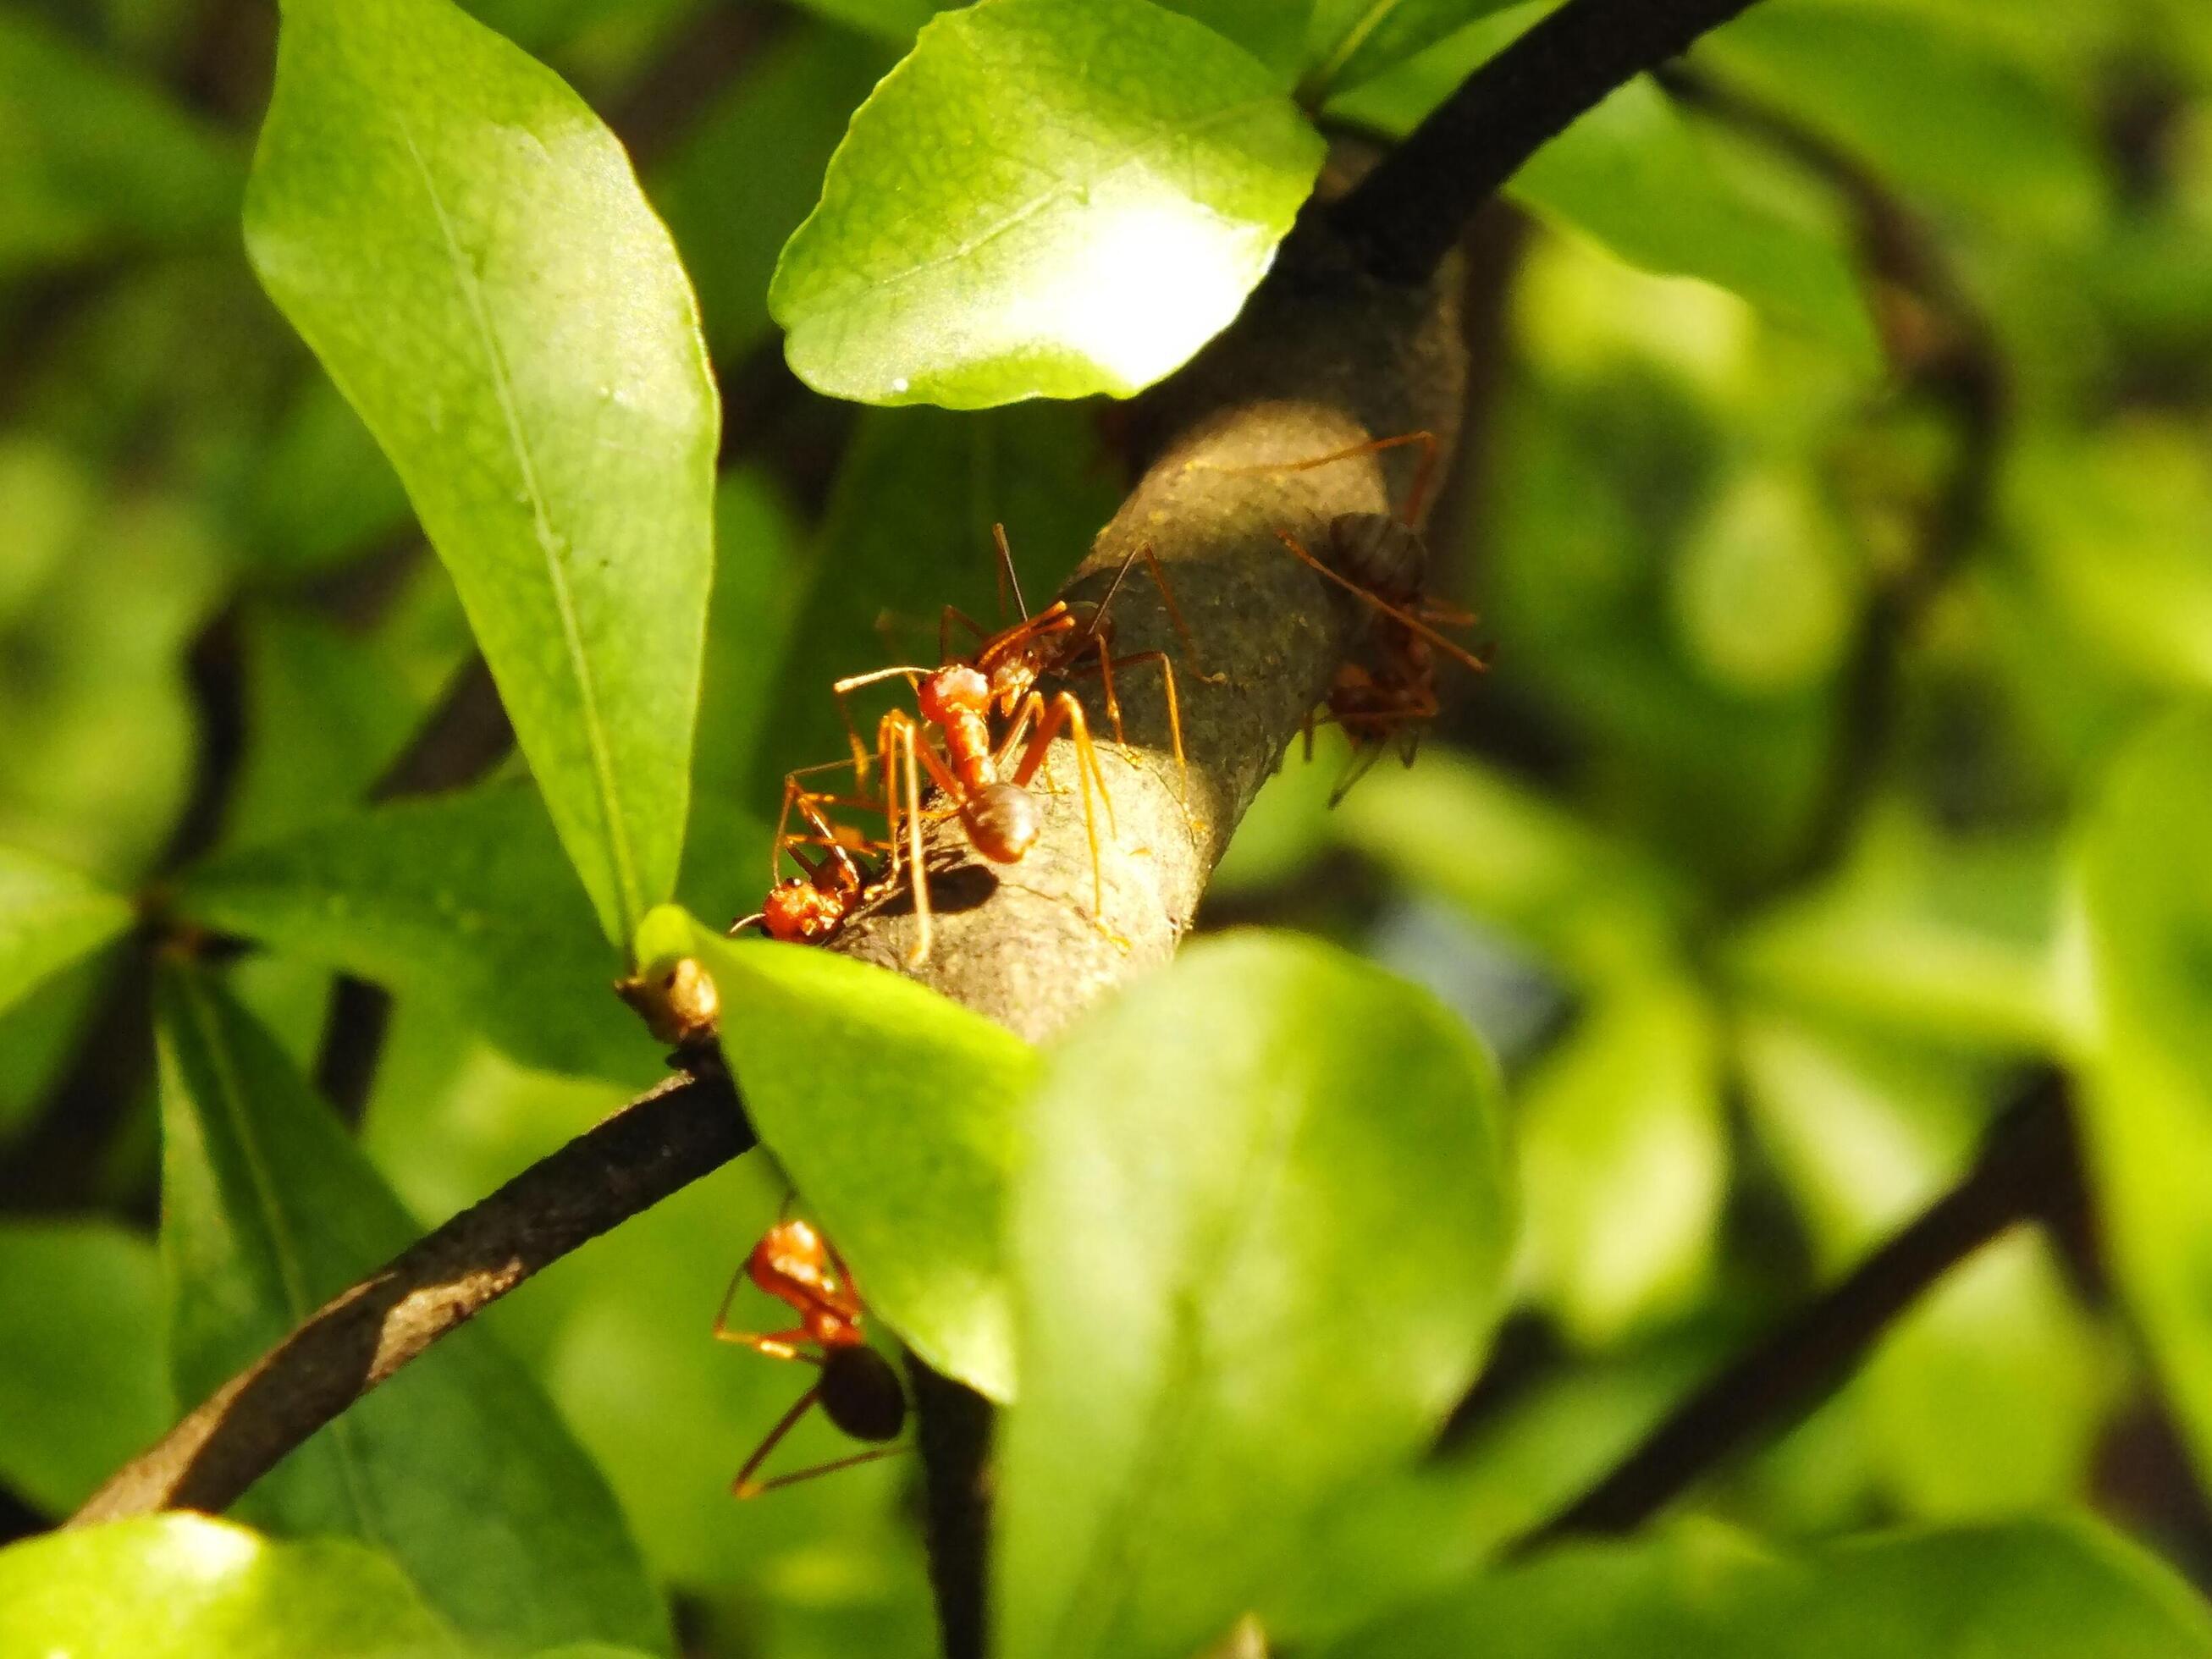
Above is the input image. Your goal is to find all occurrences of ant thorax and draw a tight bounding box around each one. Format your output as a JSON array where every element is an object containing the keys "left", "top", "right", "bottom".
[{"left": 916, "top": 663, "right": 988, "bottom": 725}]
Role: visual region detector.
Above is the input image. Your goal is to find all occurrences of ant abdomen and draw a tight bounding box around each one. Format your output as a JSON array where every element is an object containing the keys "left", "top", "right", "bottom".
[
  {"left": 964, "top": 780, "right": 1042, "bottom": 863},
  {"left": 819, "top": 1346, "right": 907, "bottom": 1443},
  {"left": 1329, "top": 512, "right": 1426, "bottom": 600}
]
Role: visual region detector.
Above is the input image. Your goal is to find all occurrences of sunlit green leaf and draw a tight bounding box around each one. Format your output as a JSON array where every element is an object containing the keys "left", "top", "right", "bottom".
[
  {"left": 996, "top": 933, "right": 1514, "bottom": 1659},
  {"left": 157, "top": 965, "right": 668, "bottom": 1651},
  {"left": 0, "top": 1220, "right": 166, "bottom": 1516},
  {"left": 177, "top": 782, "right": 666, "bottom": 1084},
  {"left": 245, "top": 0, "right": 719, "bottom": 946},
  {"left": 770, "top": 0, "right": 1325, "bottom": 406},
  {"left": 2079, "top": 711, "right": 2212, "bottom": 1492},
  {"left": 1520, "top": 979, "right": 1726, "bottom": 1347},
  {"left": 1319, "top": 1516, "right": 2212, "bottom": 1658},
  {"left": 683, "top": 912, "right": 1034, "bottom": 1402},
  {"left": 0, "top": 1514, "right": 468, "bottom": 1659},
  {"left": 0, "top": 845, "right": 133, "bottom": 1021}
]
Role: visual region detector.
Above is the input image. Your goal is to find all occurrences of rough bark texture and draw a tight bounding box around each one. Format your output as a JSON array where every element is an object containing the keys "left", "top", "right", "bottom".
[{"left": 826, "top": 210, "right": 1467, "bottom": 1039}]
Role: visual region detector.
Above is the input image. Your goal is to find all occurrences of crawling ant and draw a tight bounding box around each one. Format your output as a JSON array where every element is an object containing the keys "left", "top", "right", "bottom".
[
  {"left": 1217, "top": 430, "right": 1485, "bottom": 802},
  {"left": 827, "top": 532, "right": 1211, "bottom": 962},
  {"left": 728, "top": 768, "right": 892, "bottom": 947},
  {"left": 714, "top": 1217, "right": 907, "bottom": 1498}
]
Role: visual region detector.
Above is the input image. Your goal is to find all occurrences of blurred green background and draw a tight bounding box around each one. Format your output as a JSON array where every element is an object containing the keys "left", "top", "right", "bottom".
[{"left": 6, "top": 0, "right": 2212, "bottom": 1652}]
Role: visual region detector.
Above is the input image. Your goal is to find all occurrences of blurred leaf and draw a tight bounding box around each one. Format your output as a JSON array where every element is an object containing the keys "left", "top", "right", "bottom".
[
  {"left": 225, "top": 607, "right": 428, "bottom": 847},
  {"left": 1152, "top": 0, "right": 1309, "bottom": 80},
  {"left": 769, "top": 0, "right": 1325, "bottom": 406},
  {"left": 1726, "top": 812, "right": 2066, "bottom": 1052},
  {"left": 1310, "top": 0, "right": 1535, "bottom": 98},
  {"left": 683, "top": 912, "right": 1034, "bottom": 1402},
  {"left": 781, "top": 0, "right": 956, "bottom": 41},
  {"left": 1669, "top": 463, "right": 1859, "bottom": 696},
  {"left": 1520, "top": 980, "right": 1726, "bottom": 1347},
  {"left": 157, "top": 965, "right": 668, "bottom": 1652},
  {"left": 0, "top": 1220, "right": 166, "bottom": 1515},
  {"left": 0, "top": 845, "right": 133, "bottom": 1019},
  {"left": 1738, "top": 1012, "right": 2106, "bottom": 1518},
  {"left": 995, "top": 933, "right": 1514, "bottom": 1659},
  {"left": 1335, "top": 751, "right": 1686, "bottom": 986},
  {"left": 0, "top": 11, "right": 240, "bottom": 273},
  {"left": 654, "top": 23, "right": 894, "bottom": 365},
  {"left": 238, "top": 379, "right": 413, "bottom": 576},
  {"left": 747, "top": 401, "right": 1119, "bottom": 799},
  {"left": 2078, "top": 711, "right": 2212, "bottom": 1492},
  {"left": 0, "top": 438, "right": 93, "bottom": 622},
  {"left": 1703, "top": 0, "right": 2109, "bottom": 240},
  {"left": 177, "top": 782, "right": 666, "bottom": 1084},
  {"left": 1331, "top": 19, "right": 1875, "bottom": 361},
  {"left": 1318, "top": 1515, "right": 2212, "bottom": 1658},
  {"left": 245, "top": 0, "right": 719, "bottom": 947},
  {"left": 0, "top": 1514, "right": 467, "bottom": 1659},
  {"left": 690, "top": 469, "right": 808, "bottom": 844}
]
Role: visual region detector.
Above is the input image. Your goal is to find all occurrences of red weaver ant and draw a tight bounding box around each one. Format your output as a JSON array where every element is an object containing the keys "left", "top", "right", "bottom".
[
  {"left": 728, "top": 767, "right": 894, "bottom": 947},
  {"left": 1217, "top": 430, "right": 1485, "bottom": 803},
  {"left": 828, "top": 531, "right": 1211, "bottom": 962},
  {"left": 714, "top": 1217, "right": 907, "bottom": 1498}
]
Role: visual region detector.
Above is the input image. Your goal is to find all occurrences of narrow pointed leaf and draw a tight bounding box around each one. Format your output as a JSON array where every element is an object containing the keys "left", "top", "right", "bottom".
[
  {"left": 682, "top": 912, "right": 1034, "bottom": 1401},
  {"left": 0, "top": 844, "right": 132, "bottom": 1018},
  {"left": 245, "top": 0, "right": 718, "bottom": 946},
  {"left": 157, "top": 965, "right": 668, "bottom": 1653},
  {"left": 1307, "top": 0, "right": 1525, "bottom": 97},
  {"left": 769, "top": 0, "right": 1325, "bottom": 407},
  {"left": 995, "top": 933, "right": 1514, "bottom": 1659}
]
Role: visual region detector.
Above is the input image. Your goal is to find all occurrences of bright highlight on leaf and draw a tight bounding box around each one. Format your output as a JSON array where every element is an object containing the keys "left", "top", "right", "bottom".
[
  {"left": 0, "top": 844, "right": 132, "bottom": 1019},
  {"left": 994, "top": 933, "right": 1514, "bottom": 1659},
  {"left": 770, "top": 0, "right": 1327, "bottom": 408},
  {"left": 244, "top": 0, "right": 719, "bottom": 949}
]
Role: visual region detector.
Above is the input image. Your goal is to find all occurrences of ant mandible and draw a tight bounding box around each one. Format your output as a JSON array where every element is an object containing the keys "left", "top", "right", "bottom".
[{"left": 714, "top": 1217, "right": 907, "bottom": 1498}]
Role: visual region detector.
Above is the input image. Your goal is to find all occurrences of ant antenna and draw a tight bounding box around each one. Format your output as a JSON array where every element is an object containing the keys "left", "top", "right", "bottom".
[{"left": 992, "top": 524, "right": 1030, "bottom": 621}]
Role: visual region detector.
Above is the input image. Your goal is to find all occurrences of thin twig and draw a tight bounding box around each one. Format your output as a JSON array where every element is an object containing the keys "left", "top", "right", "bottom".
[
  {"left": 1515, "top": 1078, "right": 2077, "bottom": 1549},
  {"left": 71, "top": 1065, "right": 751, "bottom": 1524},
  {"left": 1330, "top": 0, "right": 1773, "bottom": 282}
]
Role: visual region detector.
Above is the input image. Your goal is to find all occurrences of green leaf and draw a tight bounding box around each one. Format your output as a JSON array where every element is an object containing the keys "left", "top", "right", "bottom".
[
  {"left": 1319, "top": 1516, "right": 2212, "bottom": 1658},
  {"left": 683, "top": 912, "right": 1035, "bottom": 1402},
  {"left": 0, "top": 11, "right": 241, "bottom": 274},
  {"left": 995, "top": 933, "right": 1514, "bottom": 1659},
  {"left": 245, "top": 0, "right": 719, "bottom": 947},
  {"left": 177, "top": 782, "right": 666, "bottom": 1084},
  {"left": 1152, "top": 1, "right": 1310, "bottom": 81},
  {"left": 769, "top": 0, "right": 1326, "bottom": 407},
  {"left": 1703, "top": 0, "right": 2109, "bottom": 240},
  {"left": 782, "top": 0, "right": 958, "bottom": 42},
  {"left": 1307, "top": 0, "right": 1526, "bottom": 97},
  {"left": 1737, "top": 1011, "right": 2106, "bottom": 1518},
  {"left": 0, "top": 1220, "right": 167, "bottom": 1516},
  {"left": 1520, "top": 980, "right": 1727, "bottom": 1347},
  {"left": 654, "top": 23, "right": 896, "bottom": 366},
  {"left": 0, "top": 844, "right": 133, "bottom": 1020},
  {"left": 240, "top": 379, "right": 413, "bottom": 576},
  {"left": 1329, "top": 18, "right": 1876, "bottom": 362},
  {"left": 156, "top": 963, "right": 669, "bottom": 1653},
  {"left": 2079, "top": 711, "right": 2212, "bottom": 1491},
  {"left": 0, "top": 1514, "right": 468, "bottom": 1659}
]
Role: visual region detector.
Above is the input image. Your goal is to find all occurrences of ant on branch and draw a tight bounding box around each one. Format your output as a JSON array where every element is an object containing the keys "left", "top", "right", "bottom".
[
  {"left": 1215, "top": 429, "right": 1486, "bottom": 803},
  {"left": 714, "top": 1216, "right": 907, "bottom": 1498},
  {"left": 825, "top": 529, "right": 1213, "bottom": 962},
  {"left": 728, "top": 767, "right": 893, "bottom": 947}
]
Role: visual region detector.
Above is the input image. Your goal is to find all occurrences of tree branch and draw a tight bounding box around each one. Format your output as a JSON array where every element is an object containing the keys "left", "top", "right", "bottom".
[
  {"left": 1514, "top": 1076, "right": 2078, "bottom": 1549},
  {"left": 71, "top": 1065, "right": 751, "bottom": 1524},
  {"left": 1329, "top": 0, "right": 1772, "bottom": 282}
]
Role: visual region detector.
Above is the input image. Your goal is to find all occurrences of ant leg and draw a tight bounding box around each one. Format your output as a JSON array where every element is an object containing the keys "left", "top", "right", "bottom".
[
  {"left": 709, "top": 1264, "right": 822, "bottom": 1363},
  {"left": 832, "top": 666, "right": 930, "bottom": 780},
  {"left": 1133, "top": 545, "right": 1225, "bottom": 684},
  {"left": 736, "top": 1443, "right": 910, "bottom": 1499},
  {"left": 731, "top": 1384, "right": 824, "bottom": 1499},
  {"left": 1009, "top": 693, "right": 1119, "bottom": 932},
  {"left": 939, "top": 605, "right": 992, "bottom": 664},
  {"left": 876, "top": 713, "right": 932, "bottom": 964},
  {"left": 1275, "top": 531, "right": 1487, "bottom": 674},
  {"left": 1204, "top": 431, "right": 1439, "bottom": 525}
]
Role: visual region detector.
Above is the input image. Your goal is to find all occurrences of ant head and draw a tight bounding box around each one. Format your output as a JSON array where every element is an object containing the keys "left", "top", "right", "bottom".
[
  {"left": 917, "top": 664, "right": 989, "bottom": 725},
  {"left": 761, "top": 879, "right": 850, "bottom": 944},
  {"left": 819, "top": 1345, "right": 907, "bottom": 1444},
  {"left": 964, "top": 781, "right": 1041, "bottom": 863}
]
